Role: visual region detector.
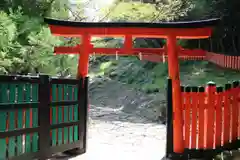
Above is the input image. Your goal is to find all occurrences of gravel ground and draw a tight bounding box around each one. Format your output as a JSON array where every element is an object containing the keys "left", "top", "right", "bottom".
[
  {"left": 54, "top": 78, "right": 167, "bottom": 160},
  {"left": 75, "top": 105, "right": 166, "bottom": 160}
]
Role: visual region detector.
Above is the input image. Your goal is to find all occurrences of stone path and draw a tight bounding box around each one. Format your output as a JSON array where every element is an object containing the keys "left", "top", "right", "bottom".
[
  {"left": 72, "top": 105, "right": 166, "bottom": 160},
  {"left": 55, "top": 78, "right": 167, "bottom": 160}
]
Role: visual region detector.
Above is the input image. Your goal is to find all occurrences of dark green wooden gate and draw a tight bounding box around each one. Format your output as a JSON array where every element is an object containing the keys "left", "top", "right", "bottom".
[{"left": 0, "top": 75, "right": 88, "bottom": 160}]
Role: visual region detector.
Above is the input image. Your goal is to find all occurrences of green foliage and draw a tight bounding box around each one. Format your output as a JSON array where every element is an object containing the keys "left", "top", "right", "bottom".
[
  {"left": 107, "top": 2, "right": 158, "bottom": 22},
  {"left": 107, "top": 0, "right": 195, "bottom": 22},
  {"left": 0, "top": 0, "right": 85, "bottom": 75}
]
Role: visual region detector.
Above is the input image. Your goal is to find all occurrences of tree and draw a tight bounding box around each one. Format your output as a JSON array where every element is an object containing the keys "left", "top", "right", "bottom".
[{"left": 0, "top": 0, "right": 85, "bottom": 75}]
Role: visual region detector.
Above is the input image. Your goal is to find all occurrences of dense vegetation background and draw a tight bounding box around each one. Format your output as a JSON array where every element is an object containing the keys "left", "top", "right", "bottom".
[{"left": 0, "top": 0, "right": 240, "bottom": 92}]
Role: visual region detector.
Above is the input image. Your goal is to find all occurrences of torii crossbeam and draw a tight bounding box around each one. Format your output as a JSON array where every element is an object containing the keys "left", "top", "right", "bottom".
[{"left": 44, "top": 17, "right": 220, "bottom": 155}]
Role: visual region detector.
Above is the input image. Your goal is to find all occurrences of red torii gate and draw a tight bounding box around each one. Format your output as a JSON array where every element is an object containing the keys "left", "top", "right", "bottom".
[{"left": 44, "top": 18, "right": 220, "bottom": 155}]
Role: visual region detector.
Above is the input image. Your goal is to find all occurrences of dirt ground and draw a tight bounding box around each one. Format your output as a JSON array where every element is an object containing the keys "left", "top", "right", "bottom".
[{"left": 54, "top": 78, "right": 167, "bottom": 160}]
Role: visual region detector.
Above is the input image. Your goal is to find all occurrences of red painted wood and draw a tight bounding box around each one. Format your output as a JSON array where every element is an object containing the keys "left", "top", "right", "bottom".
[
  {"left": 124, "top": 35, "right": 133, "bottom": 53},
  {"left": 54, "top": 46, "right": 166, "bottom": 55},
  {"left": 224, "top": 89, "right": 231, "bottom": 144},
  {"left": 92, "top": 48, "right": 165, "bottom": 55},
  {"left": 238, "top": 85, "right": 240, "bottom": 139},
  {"left": 167, "top": 35, "right": 184, "bottom": 153},
  {"left": 231, "top": 86, "right": 238, "bottom": 142},
  {"left": 184, "top": 90, "right": 191, "bottom": 149},
  {"left": 206, "top": 85, "right": 216, "bottom": 149},
  {"left": 198, "top": 90, "right": 206, "bottom": 149},
  {"left": 78, "top": 35, "right": 91, "bottom": 78},
  {"left": 181, "top": 91, "right": 186, "bottom": 142},
  {"left": 191, "top": 91, "right": 198, "bottom": 149},
  {"left": 215, "top": 91, "right": 223, "bottom": 147},
  {"left": 54, "top": 46, "right": 206, "bottom": 56}
]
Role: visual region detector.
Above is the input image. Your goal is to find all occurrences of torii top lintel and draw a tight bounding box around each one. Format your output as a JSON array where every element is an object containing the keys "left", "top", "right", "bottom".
[{"left": 44, "top": 18, "right": 220, "bottom": 39}]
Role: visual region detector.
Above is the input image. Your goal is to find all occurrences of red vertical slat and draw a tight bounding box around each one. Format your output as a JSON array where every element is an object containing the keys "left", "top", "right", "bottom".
[
  {"left": 184, "top": 87, "right": 191, "bottom": 149},
  {"left": 221, "top": 55, "right": 223, "bottom": 67},
  {"left": 206, "top": 83, "right": 216, "bottom": 149},
  {"left": 236, "top": 56, "right": 238, "bottom": 69},
  {"left": 224, "top": 83, "right": 231, "bottom": 144},
  {"left": 221, "top": 54, "right": 224, "bottom": 67},
  {"left": 238, "top": 81, "right": 240, "bottom": 139},
  {"left": 181, "top": 86, "right": 186, "bottom": 142},
  {"left": 215, "top": 87, "right": 223, "bottom": 147},
  {"left": 234, "top": 56, "right": 237, "bottom": 69},
  {"left": 198, "top": 87, "right": 205, "bottom": 149},
  {"left": 229, "top": 56, "right": 231, "bottom": 69},
  {"left": 232, "top": 56, "right": 235, "bottom": 69},
  {"left": 229, "top": 56, "right": 231, "bottom": 68},
  {"left": 226, "top": 56, "right": 228, "bottom": 68},
  {"left": 237, "top": 56, "right": 239, "bottom": 69},
  {"left": 230, "top": 55, "right": 232, "bottom": 69},
  {"left": 217, "top": 55, "right": 222, "bottom": 65},
  {"left": 224, "top": 56, "right": 227, "bottom": 68},
  {"left": 232, "top": 81, "right": 239, "bottom": 142},
  {"left": 191, "top": 87, "right": 198, "bottom": 149},
  {"left": 222, "top": 55, "right": 224, "bottom": 67},
  {"left": 238, "top": 57, "right": 240, "bottom": 70}
]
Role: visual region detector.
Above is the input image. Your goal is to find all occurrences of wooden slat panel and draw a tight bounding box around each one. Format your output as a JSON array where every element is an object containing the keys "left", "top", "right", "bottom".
[
  {"left": 57, "top": 84, "right": 63, "bottom": 145},
  {"left": 181, "top": 86, "right": 185, "bottom": 142},
  {"left": 184, "top": 87, "right": 191, "bottom": 148},
  {"left": 25, "top": 84, "right": 31, "bottom": 153},
  {"left": 68, "top": 85, "right": 74, "bottom": 143},
  {"left": 63, "top": 85, "right": 69, "bottom": 144},
  {"left": 16, "top": 84, "right": 24, "bottom": 155},
  {"left": 51, "top": 84, "right": 58, "bottom": 146},
  {"left": 224, "top": 84, "right": 231, "bottom": 144},
  {"left": 206, "top": 84, "right": 216, "bottom": 149},
  {"left": 31, "top": 84, "right": 39, "bottom": 152},
  {"left": 73, "top": 85, "right": 79, "bottom": 142},
  {"left": 231, "top": 82, "right": 239, "bottom": 142},
  {"left": 198, "top": 87, "right": 205, "bottom": 149},
  {"left": 8, "top": 84, "right": 17, "bottom": 158},
  {"left": 215, "top": 87, "right": 223, "bottom": 147},
  {"left": 191, "top": 87, "right": 198, "bottom": 149},
  {"left": 0, "top": 84, "right": 8, "bottom": 159}
]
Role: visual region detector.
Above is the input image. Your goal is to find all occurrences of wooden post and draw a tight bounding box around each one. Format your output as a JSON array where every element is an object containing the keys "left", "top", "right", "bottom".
[
  {"left": 166, "top": 78, "right": 174, "bottom": 157},
  {"left": 77, "top": 34, "right": 91, "bottom": 78},
  {"left": 38, "top": 75, "right": 51, "bottom": 159},
  {"left": 167, "top": 35, "right": 184, "bottom": 153}
]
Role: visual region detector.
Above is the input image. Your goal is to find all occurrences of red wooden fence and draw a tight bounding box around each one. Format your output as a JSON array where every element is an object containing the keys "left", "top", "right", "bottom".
[
  {"left": 206, "top": 52, "right": 240, "bottom": 70},
  {"left": 141, "top": 49, "right": 240, "bottom": 70},
  {"left": 180, "top": 81, "right": 240, "bottom": 158}
]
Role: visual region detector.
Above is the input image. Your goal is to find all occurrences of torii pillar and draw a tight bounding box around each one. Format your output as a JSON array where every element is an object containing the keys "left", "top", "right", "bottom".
[
  {"left": 167, "top": 35, "right": 183, "bottom": 153},
  {"left": 44, "top": 18, "right": 220, "bottom": 155},
  {"left": 77, "top": 34, "right": 91, "bottom": 78}
]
